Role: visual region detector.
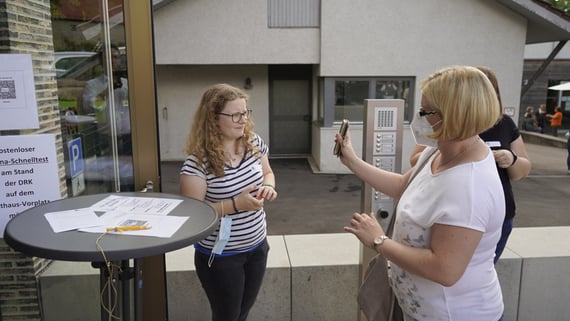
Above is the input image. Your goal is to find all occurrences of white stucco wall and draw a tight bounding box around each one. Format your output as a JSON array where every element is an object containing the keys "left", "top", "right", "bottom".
[
  {"left": 525, "top": 42, "right": 570, "bottom": 59},
  {"left": 313, "top": 0, "right": 527, "bottom": 172},
  {"left": 152, "top": 0, "right": 531, "bottom": 174},
  {"left": 319, "top": 0, "right": 527, "bottom": 116},
  {"left": 156, "top": 65, "right": 269, "bottom": 161},
  {"left": 152, "top": 0, "right": 320, "bottom": 64}
]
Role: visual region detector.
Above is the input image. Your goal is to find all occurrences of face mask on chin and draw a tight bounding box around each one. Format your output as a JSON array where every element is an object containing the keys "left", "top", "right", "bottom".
[{"left": 411, "top": 115, "right": 440, "bottom": 147}]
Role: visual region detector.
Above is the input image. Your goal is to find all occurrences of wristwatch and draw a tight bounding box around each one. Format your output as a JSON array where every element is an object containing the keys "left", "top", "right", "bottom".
[
  {"left": 508, "top": 149, "right": 518, "bottom": 167},
  {"left": 373, "top": 235, "right": 389, "bottom": 250}
]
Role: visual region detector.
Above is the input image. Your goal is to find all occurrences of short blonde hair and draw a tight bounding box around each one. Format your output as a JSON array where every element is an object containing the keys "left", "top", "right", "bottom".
[{"left": 420, "top": 66, "right": 500, "bottom": 141}]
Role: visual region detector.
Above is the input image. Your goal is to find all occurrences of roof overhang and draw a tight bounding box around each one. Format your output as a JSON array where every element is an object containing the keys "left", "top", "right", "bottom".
[
  {"left": 150, "top": 0, "right": 570, "bottom": 44},
  {"left": 496, "top": 0, "right": 570, "bottom": 44}
]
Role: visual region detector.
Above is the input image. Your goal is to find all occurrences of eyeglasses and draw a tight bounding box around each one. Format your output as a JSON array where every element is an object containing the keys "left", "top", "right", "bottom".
[
  {"left": 418, "top": 108, "right": 438, "bottom": 117},
  {"left": 216, "top": 109, "right": 252, "bottom": 123}
]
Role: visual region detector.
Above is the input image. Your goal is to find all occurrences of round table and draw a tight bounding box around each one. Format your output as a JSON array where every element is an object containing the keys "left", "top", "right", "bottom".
[{"left": 3, "top": 192, "right": 218, "bottom": 321}]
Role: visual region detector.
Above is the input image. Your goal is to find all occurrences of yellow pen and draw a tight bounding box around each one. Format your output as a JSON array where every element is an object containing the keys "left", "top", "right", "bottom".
[{"left": 106, "top": 225, "right": 151, "bottom": 232}]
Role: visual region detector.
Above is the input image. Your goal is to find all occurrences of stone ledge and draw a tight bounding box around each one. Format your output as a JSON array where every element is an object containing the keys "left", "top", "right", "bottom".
[
  {"left": 520, "top": 130, "right": 568, "bottom": 149},
  {"left": 37, "top": 228, "right": 570, "bottom": 321}
]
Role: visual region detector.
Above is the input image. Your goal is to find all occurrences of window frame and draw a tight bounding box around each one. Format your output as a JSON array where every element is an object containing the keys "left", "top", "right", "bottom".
[{"left": 322, "top": 77, "right": 416, "bottom": 126}]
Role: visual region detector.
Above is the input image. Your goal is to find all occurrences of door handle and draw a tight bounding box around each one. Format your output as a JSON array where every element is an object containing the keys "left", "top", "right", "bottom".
[{"left": 140, "top": 180, "right": 154, "bottom": 192}]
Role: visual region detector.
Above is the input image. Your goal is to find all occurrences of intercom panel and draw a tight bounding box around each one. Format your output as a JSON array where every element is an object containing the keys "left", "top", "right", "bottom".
[{"left": 361, "top": 99, "right": 404, "bottom": 230}]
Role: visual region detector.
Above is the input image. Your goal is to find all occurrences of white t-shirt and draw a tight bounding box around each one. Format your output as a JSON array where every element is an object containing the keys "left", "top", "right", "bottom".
[{"left": 390, "top": 147, "right": 505, "bottom": 321}]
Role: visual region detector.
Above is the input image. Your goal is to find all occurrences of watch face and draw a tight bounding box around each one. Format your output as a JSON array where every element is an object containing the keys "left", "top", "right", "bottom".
[{"left": 374, "top": 235, "right": 387, "bottom": 245}]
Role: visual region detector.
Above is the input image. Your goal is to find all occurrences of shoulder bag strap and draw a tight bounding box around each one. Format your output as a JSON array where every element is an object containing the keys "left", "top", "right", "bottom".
[{"left": 385, "top": 148, "right": 438, "bottom": 236}]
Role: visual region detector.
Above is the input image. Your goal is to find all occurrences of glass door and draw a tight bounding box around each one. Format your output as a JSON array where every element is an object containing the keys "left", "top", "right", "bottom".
[
  {"left": 51, "top": 0, "right": 165, "bottom": 320},
  {"left": 52, "top": 0, "right": 135, "bottom": 195}
]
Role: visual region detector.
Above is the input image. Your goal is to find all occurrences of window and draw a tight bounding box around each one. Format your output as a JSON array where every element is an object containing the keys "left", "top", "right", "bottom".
[
  {"left": 375, "top": 80, "right": 413, "bottom": 122},
  {"left": 334, "top": 80, "right": 369, "bottom": 122},
  {"left": 323, "top": 77, "right": 415, "bottom": 126}
]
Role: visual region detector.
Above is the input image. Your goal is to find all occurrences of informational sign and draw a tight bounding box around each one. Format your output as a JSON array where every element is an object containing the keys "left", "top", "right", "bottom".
[
  {"left": 504, "top": 107, "right": 515, "bottom": 118},
  {"left": 0, "top": 134, "right": 61, "bottom": 236},
  {"left": 67, "top": 137, "right": 85, "bottom": 196},
  {"left": 0, "top": 54, "right": 39, "bottom": 130}
]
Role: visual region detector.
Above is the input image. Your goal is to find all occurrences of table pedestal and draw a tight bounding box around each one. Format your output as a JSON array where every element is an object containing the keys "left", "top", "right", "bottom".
[{"left": 93, "top": 259, "right": 143, "bottom": 321}]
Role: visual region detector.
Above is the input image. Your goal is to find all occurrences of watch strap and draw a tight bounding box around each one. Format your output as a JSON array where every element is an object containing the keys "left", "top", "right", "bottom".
[{"left": 509, "top": 149, "right": 518, "bottom": 167}]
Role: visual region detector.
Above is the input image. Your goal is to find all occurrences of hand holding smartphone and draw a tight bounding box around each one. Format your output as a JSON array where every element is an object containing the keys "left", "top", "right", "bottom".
[{"left": 333, "top": 119, "right": 349, "bottom": 157}]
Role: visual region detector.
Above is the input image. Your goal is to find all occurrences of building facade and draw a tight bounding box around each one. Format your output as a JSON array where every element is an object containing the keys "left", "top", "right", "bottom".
[
  {"left": 153, "top": 0, "right": 566, "bottom": 173},
  {"left": 1, "top": 0, "right": 569, "bottom": 320}
]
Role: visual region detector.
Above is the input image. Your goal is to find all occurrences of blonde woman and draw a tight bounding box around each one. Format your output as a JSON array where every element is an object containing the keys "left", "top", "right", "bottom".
[{"left": 339, "top": 66, "right": 504, "bottom": 321}]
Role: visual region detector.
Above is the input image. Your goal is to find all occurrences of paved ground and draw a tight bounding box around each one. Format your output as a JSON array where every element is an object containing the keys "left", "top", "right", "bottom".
[{"left": 161, "top": 141, "right": 570, "bottom": 235}]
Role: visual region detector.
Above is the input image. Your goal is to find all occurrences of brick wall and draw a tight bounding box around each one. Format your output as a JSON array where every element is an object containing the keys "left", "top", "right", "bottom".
[{"left": 0, "top": 0, "right": 67, "bottom": 320}]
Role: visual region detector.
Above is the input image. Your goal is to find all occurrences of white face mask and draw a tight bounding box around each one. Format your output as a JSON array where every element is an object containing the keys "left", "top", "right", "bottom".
[{"left": 411, "top": 115, "right": 440, "bottom": 147}]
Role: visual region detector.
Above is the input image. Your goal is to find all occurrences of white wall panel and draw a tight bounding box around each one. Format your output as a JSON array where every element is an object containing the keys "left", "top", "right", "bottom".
[
  {"left": 319, "top": 0, "right": 527, "bottom": 115},
  {"left": 153, "top": 0, "right": 319, "bottom": 64},
  {"left": 156, "top": 65, "right": 269, "bottom": 161}
]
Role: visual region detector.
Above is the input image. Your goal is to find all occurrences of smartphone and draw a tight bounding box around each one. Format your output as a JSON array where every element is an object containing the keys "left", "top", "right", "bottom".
[{"left": 333, "top": 119, "right": 349, "bottom": 157}]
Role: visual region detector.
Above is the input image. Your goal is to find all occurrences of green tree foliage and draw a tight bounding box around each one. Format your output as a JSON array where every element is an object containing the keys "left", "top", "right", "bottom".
[{"left": 546, "top": 0, "right": 570, "bottom": 13}]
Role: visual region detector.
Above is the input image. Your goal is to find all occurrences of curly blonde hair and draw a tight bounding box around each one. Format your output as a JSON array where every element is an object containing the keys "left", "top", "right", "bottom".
[{"left": 184, "top": 84, "right": 258, "bottom": 177}]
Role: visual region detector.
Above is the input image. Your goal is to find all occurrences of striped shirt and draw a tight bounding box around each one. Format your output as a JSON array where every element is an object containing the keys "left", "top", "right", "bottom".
[{"left": 180, "top": 133, "right": 268, "bottom": 256}]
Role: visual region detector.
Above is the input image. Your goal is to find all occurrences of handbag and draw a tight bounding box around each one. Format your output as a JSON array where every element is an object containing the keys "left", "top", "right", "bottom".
[
  {"left": 357, "top": 148, "right": 436, "bottom": 321},
  {"left": 357, "top": 251, "right": 401, "bottom": 321}
]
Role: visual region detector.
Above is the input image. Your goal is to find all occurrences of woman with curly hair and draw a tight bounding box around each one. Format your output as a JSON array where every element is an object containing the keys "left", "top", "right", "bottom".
[{"left": 180, "top": 83, "right": 277, "bottom": 321}]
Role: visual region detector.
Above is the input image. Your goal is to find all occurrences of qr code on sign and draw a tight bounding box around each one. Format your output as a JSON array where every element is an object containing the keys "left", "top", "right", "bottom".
[{"left": 0, "top": 80, "right": 16, "bottom": 99}]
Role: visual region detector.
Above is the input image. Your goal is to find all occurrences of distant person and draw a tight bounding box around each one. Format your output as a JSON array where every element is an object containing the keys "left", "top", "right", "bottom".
[
  {"left": 535, "top": 104, "right": 547, "bottom": 133},
  {"left": 410, "top": 67, "right": 531, "bottom": 264},
  {"left": 340, "top": 66, "right": 505, "bottom": 321},
  {"left": 567, "top": 131, "right": 570, "bottom": 175},
  {"left": 546, "top": 106, "right": 563, "bottom": 137},
  {"left": 64, "top": 107, "right": 76, "bottom": 116},
  {"left": 82, "top": 44, "right": 132, "bottom": 191},
  {"left": 523, "top": 106, "right": 541, "bottom": 133},
  {"left": 83, "top": 44, "right": 131, "bottom": 155},
  {"left": 180, "top": 84, "right": 277, "bottom": 321}
]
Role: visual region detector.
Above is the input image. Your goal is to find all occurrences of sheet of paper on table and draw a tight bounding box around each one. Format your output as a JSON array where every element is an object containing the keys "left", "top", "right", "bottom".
[
  {"left": 43, "top": 195, "right": 190, "bottom": 237},
  {"left": 89, "top": 195, "right": 184, "bottom": 215},
  {"left": 79, "top": 211, "right": 189, "bottom": 238},
  {"left": 44, "top": 208, "right": 103, "bottom": 233}
]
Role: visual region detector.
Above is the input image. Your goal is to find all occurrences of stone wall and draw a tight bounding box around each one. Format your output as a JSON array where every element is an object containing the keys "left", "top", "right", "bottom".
[{"left": 0, "top": 0, "right": 66, "bottom": 320}]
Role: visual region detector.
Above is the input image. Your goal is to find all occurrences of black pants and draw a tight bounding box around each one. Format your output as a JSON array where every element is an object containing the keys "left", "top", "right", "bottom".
[{"left": 194, "top": 240, "right": 269, "bottom": 321}]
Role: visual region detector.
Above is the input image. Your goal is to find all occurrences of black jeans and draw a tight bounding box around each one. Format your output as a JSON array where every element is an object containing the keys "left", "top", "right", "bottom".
[{"left": 194, "top": 239, "right": 269, "bottom": 321}]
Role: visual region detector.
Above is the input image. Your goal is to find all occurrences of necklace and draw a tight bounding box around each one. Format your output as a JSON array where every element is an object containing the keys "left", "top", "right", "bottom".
[
  {"left": 226, "top": 150, "right": 241, "bottom": 166},
  {"left": 437, "top": 137, "right": 480, "bottom": 168}
]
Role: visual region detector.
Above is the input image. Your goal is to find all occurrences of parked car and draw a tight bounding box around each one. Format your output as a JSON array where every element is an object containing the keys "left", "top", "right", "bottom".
[
  {"left": 53, "top": 51, "right": 96, "bottom": 78},
  {"left": 56, "top": 47, "right": 126, "bottom": 115}
]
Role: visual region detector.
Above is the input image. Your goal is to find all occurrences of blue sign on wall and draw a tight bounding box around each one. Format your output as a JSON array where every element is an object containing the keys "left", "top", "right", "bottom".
[{"left": 68, "top": 137, "right": 84, "bottom": 177}]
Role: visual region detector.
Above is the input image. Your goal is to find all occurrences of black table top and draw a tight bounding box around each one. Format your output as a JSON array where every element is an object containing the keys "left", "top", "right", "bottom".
[{"left": 3, "top": 192, "right": 218, "bottom": 262}]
